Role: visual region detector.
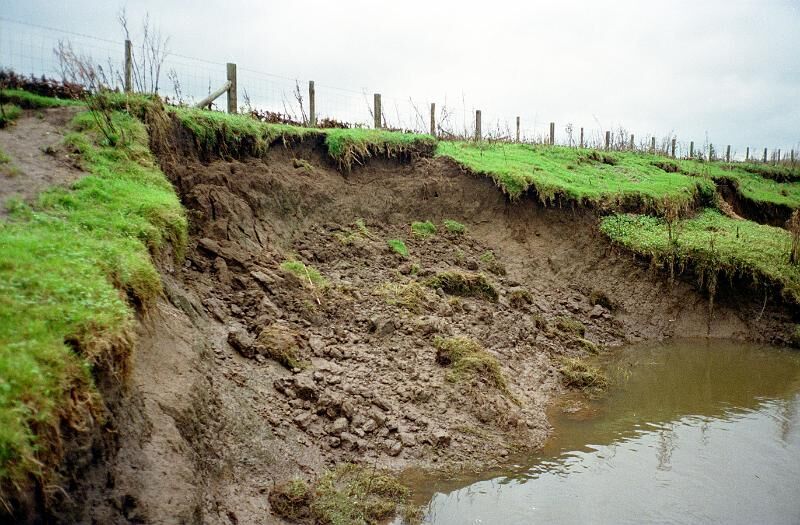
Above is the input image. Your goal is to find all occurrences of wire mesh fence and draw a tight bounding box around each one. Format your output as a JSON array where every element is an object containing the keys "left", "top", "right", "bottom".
[{"left": 1, "top": 16, "right": 796, "bottom": 164}]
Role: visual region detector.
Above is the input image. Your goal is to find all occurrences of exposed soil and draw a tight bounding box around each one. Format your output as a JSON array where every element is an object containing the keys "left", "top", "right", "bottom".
[
  {"left": 718, "top": 179, "right": 793, "bottom": 228},
  {"left": 7, "top": 117, "right": 795, "bottom": 524},
  {"left": 0, "top": 106, "right": 83, "bottom": 215}
]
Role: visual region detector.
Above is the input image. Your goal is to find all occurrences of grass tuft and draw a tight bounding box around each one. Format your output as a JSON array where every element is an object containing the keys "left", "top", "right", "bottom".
[
  {"left": 377, "top": 281, "right": 432, "bottom": 314},
  {"left": 556, "top": 316, "right": 586, "bottom": 337},
  {"left": 434, "top": 336, "right": 512, "bottom": 398},
  {"left": 280, "top": 260, "right": 327, "bottom": 287},
  {"left": 387, "top": 239, "right": 409, "bottom": 257},
  {"left": 0, "top": 104, "right": 22, "bottom": 127},
  {"left": 411, "top": 220, "right": 436, "bottom": 238},
  {"left": 443, "top": 219, "right": 466, "bottom": 234},
  {"left": 558, "top": 357, "right": 609, "bottom": 391},
  {"left": 270, "top": 464, "right": 417, "bottom": 525}
]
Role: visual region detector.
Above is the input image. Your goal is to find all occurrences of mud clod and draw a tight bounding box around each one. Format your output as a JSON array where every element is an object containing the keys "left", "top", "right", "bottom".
[{"left": 425, "top": 271, "right": 498, "bottom": 302}]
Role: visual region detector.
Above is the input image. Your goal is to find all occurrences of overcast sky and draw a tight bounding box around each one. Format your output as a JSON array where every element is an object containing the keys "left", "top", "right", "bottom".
[{"left": 3, "top": 0, "right": 799, "bottom": 156}]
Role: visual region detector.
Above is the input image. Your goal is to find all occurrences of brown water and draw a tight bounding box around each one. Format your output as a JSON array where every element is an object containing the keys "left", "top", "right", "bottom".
[{"left": 406, "top": 339, "right": 800, "bottom": 524}]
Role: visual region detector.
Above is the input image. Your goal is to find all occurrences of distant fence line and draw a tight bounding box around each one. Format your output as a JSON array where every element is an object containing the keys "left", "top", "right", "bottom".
[{"left": 1, "top": 16, "right": 797, "bottom": 165}]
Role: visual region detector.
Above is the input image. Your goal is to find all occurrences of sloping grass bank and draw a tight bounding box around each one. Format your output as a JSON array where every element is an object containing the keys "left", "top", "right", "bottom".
[
  {"left": 172, "top": 106, "right": 436, "bottom": 170},
  {"left": 600, "top": 209, "right": 800, "bottom": 303},
  {"left": 0, "top": 98, "right": 186, "bottom": 501}
]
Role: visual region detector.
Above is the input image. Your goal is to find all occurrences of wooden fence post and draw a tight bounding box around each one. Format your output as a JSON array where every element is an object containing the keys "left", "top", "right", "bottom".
[
  {"left": 746, "top": 147, "right": 749, "bottom": 161},
  {"left": 671, "top": 138, "right": 676, "bottom": 158},
  {"left": 792, "top": 150, "right": 796, "bottom": 164},
  {"left": 650, "top": 137, "right": 656, "bottom": 154},
  {"left": 605, "top": 131, "right": 610, "bottom": 150},
  {"left": 777, "top": 149, "right": 781, "bottom": 164},
  {"left": 308, "top": 81, "right": 316, "bottom": 126},
  {"left": 226, "top": 63, "right": 237, "bottom": 114},
  {"left": 475, "top": 110, "right": 482, "bottom": 140},
  {"left": 579, "top": 127, "right": 584, "bottom": 148},
  {"left": 549, "top": 122, "right": 555, "bottom": 145},
  {"left": 516, "top": 116, "right": 520, "bottom": 142},
  {"left": 374, "top": 94, "right": 382, "bottom": 129},
  {"left": 690, "top": 141, "right": 694, "bottom": 158},
  {"left": 726, "top": 145, "right": 731, "bottom": 162},
  {"left": 629, "top": 134, "right": 634, "bottom": 150},
  {"left": 763, "top": 147, "right": 768, "bottom": 163},
  {"left": 124, "top": 39, "right": 132, "bottom": 93},
  {"left": 430, "top": 103, "right": 435, "bottom": 136}
]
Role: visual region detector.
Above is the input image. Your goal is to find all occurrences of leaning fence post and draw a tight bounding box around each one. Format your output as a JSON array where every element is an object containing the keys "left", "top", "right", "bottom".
[
  {"left": 124, "top": 39, "right": 133, "bottom": 93},
  {"left": 475, "top": 110, "right": 482, "bottom": 141},
  {"left": 671, "top": 138, "right": 676, "bottom": 158},
  {"left": 308, "top": 81, "right": 316, "bottom": 126},
  {"left": 579, "top": 127, "right": 584, "bottom": 148},
  {"left": 430, "top": 103, "right": 435, "bottom": 136},
  {"left": 516, "top": 116, "right": 520, "bottom": 143},
  {"left": 549, "top": 122, "right": 555, "bottom": 146},
  {"left": 373, "top": 93, "right": 382, "bottom": 129},
  {"left": 726, "top": 145, "right": 731, "bottom": 162},
  {"left": 690, "top": 141, "right": 694, "bottom": 158},
  {"left": 763, "top": 147, "right": 768, "bottom": 163},
  {"left": 226, "top": 63, "right": 237, "bottom": 114}
]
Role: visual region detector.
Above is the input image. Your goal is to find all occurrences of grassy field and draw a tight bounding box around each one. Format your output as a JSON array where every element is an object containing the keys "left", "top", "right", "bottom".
[
  {"left": 600, "top": 209, "right": 800, "bottom": 302},
  {"left": 0, "top": 100, "right": 185, "bottom": 490},
  {"left": 436, "top": 142, "right": 716, "bottom": 214}
]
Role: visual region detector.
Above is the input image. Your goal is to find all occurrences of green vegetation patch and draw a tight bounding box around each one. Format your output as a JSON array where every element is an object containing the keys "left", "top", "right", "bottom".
[
  {"left": 425, "top": 270, "right": 498, "bottom": 301},
  {"left": 411, "top": 220, "right": 436, "bottom": 238},
  {"left": 255, "top": 324, "right": 308, "bottom": 370},
  {"left": 377, "top": 280, "right": 432, "bottom": 313},
  {"left": 325, "top": 128, "right": 436, "bottom": 171},
  {"left": 558, "top": 357, "right": 609, "bottom": 391},
  {"left": 280, "top": 260, "right": 327, "bottom": 287},
  {"left": 443, "top": 219, "right": 466, "bottom": 234},
  {"left": 387, "top": 238, "right": 409, "bottom": 257},
  {"left": 0, "top": 104, "right": 22, "bottom": 127},
  {"left": 434, "top": 336, "right": 512, "bottom": 398},
  {"left": 436, "top": 142, "right": 714, "bottom": 214},
  {"left": 0, "top": 88, "right": 82, "bottom": 109},
  {"left": 555, "top": 316, "right": 586, "bottom": 337},
  {"left": 600, "top": 209, "right": 800, "bottom": 303},
  {"left": 269, "top": 464, "right": 417, "bottom": 525},
  {"left": 0, "top": 106, "right": 186, "bottom": 490}
]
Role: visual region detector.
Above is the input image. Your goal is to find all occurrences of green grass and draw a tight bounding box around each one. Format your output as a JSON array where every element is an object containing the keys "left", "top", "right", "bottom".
[
  {"left": 0, "top": 105, "right": 185, "bottom": 491},
  {"left": 433, "top": 336, "right": 517, "bottom": 403},
  {"left": 443, "top": 219, "right": 466, "bottom": 234},
  {"left": 172, "top": 106, "right": 435, "bottom": 169},
  {"left": 436, "top": 142, "right": 716, "bottom": 214},
  {"left": 600, "top": 209, "right": 800, "bottom": 302},
  {"left": 280, "top": 260, "right": 327, "bottom": 287},
  {"left": 558, "top": 357, "right": 609, "bottom": 391},
  {"left": 0, "top": 88, "right": 82, "bottom": 109},
  {"left": 0, "top": 104, "right": 22, "bottom": 127},
  {"left": 411, "top": 220, "right": 436, "bottom": 237},
  {"left": 0, "top": 147, "right": 10, "bottom": 164},
  {"left": 425, "top": 271, "right": 498, "bottom": 301},
  {"left": 387, "top": 239, "right": 409, "bottom": 257}
]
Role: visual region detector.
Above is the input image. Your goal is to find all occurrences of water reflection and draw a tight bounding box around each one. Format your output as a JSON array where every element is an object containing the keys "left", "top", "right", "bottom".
[{"left": 410, "top": 339, "right": 800, "bottom": 525}]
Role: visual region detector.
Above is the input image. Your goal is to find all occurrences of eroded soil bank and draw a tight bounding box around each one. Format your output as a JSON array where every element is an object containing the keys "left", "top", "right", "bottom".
[{"left": 52, "top": 128, "right": 796, "bottom": 523}]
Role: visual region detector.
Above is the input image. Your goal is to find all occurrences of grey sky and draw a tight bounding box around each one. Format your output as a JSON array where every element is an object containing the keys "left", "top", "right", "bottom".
[{"left": 2, "top": 0, "right": 799, "bottom": 156}]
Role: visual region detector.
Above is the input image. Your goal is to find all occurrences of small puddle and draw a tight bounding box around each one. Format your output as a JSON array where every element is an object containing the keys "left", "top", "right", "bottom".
[{"left": 404, "top": 339, "right": 800, "bottom": 524}]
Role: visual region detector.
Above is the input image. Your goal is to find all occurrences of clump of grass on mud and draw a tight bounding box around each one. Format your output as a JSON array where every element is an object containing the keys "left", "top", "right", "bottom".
[
  {"left": 425, "top": 270, "right": 498, "bottom": 301},
  {"left": 269, "top": 464, "right": 417, "bottom": 525},
  {"left": 443, "top": 219, "right": 466, "bottom": 234},
  {"left": 0, "top": 99, "right": 186, "bottom": 493},
  {"left": 411, "top": 220, "right": 436, "bottom": 238},
  {"left": 0, "top": 104, "right": 22, "bottom": 127},
  {"left": 600, "top": 209, "right": 800, "bottom": 303},
  {"left": 387, "top": 238, "right": 409, "bottom": 257},
  {"left": 436, "top": 141, "right": 714, "bottom": 214},
  {"left": 335, "top": 218, "right": 373, "bottom": 245},
  {"left": 558, "top": 357, "right": 609, "bottom": 391},
  {"left": 377, "top": 280, "right": 432, "bottom": 313},
  {"left": 556, "top": 316, "right": 586, "bottom": 337},
  {"left": 280, "top": 260, "right": 328, "bottom": 287},
  {"left": 434, "top": 336, "right": 511, "bottom": 394}
]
